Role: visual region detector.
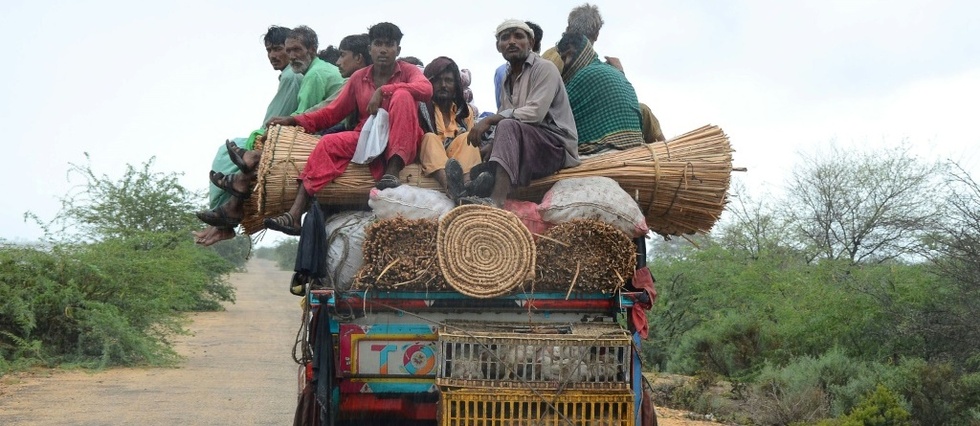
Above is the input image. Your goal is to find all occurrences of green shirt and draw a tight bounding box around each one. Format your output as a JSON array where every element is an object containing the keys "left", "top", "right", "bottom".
[
  {"left": 293, "top": 57, "right": 345, "bottom": 115},
  {"left": 262, "top": 66, "right": 303, "bottom": 125}
]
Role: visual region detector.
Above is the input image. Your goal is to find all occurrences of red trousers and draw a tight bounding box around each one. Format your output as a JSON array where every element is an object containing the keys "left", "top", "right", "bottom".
[{"left": 299, "top": 89, "right": 422, "bottom": 194}]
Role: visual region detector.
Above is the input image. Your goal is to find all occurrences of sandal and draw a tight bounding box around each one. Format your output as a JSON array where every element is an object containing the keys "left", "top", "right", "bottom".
[
  {"left": 375, "top": 174, "right": 401, "bottom": 190},
  {"left": 445, "top": 159, "right": 465, "bottom": 201},
  {"left": 226, "top": 139, "right": 255, "bottom": 174},
  {"left": 264, "top": 212, "right": 301, "bottom": 236},
  {"left": 196, "top": 205, "right": 242, "bottom": 227},
  {"left": 209, "top": 171, "right": 251, "bottom": 199},
  {"left": 464, "top": 171, "right": 494, "bottom": 197}
]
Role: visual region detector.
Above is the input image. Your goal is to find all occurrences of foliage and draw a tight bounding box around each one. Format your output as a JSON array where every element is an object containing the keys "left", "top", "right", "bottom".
[
  {"left": 272, "top": 238, "right": 299, "bottom": 271},
  {"left": 818, "top": 385, "right": 911, "bottom": 426},
  {"left": 2, "top": 157, "right": 237, "bottom": 372},
  {"left": 643, "top": 144, "right": 980, "bottom": 423},
  {"left": 208, "top": 235, "right": 252, "bottom": 271},
  {"left": 784, "top": 144, "right": 944, "bottom": 263}
]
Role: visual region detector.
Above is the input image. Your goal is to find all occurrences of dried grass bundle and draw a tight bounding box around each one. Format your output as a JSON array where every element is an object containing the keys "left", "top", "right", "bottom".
[
  {"left": 534, "top": 220, "right": 636, "bottom": 294},
  {"left": 353, "top": 217, "right": 448, "bottom": 291},
  {"left": 516, "top": 125, "right": 734, "bottom": 236},
  {"left": 241, "top": 124, "right": 735, "bottom": 237}
]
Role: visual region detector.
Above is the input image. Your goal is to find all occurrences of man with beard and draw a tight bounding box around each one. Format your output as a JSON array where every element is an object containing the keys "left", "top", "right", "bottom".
[
  {"left": 205, "top": 23, "right": 431, "bottom": 236},
  {"left": 464, "top": 20, "right": 579, "bottom": 208},
  {"left": 194, "top": 26, "right": 344, "bottom": 245},
  {"left": 416, "top": 56, "right": 486, "bottom": 199}
]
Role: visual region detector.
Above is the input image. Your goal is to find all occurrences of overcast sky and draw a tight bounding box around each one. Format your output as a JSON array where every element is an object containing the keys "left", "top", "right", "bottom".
[{"left": 2, "top": 0, "right": 978, "bottom": 245}]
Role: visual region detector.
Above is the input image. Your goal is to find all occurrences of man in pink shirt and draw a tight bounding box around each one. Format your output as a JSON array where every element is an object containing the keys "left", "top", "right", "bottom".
[{"left": 259, "top": 22, "right": 431, "bottom": 234}]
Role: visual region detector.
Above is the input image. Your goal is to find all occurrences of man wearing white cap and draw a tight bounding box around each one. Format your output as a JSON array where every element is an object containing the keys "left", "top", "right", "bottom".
[{"left": 463, "top": 19, "right": 579, "bottom": 207}]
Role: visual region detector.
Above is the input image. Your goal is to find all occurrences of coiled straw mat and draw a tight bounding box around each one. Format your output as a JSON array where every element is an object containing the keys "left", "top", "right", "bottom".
[{"left": 437, "top": 205, "right": 535, "bottom": 298}]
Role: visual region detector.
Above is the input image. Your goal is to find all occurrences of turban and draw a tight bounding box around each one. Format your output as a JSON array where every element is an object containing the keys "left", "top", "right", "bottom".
[
  {"left": 423, "top": 56, "right": 456, "bottom": 81},
  {"left": 495, "top": 19, "right": 533, "bottom": 38}
]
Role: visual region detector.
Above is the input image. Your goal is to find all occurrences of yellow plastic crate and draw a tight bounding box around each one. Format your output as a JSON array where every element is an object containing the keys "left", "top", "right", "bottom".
[
  {"left": 439, "top": 388, "right": 635, "bottom": 426},
  {"left": 437, "top": 323, "right": 632, "bottom": 391}
]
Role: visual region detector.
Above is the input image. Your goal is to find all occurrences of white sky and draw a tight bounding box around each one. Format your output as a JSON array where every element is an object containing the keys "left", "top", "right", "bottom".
[{"left": 2, "top": 0, "right": 978, "bottom": 245}]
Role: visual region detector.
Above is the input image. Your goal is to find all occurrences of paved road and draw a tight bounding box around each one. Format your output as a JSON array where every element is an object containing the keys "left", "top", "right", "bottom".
[{"left": 0, "top": 258, "right": 301, "bottom": 426}]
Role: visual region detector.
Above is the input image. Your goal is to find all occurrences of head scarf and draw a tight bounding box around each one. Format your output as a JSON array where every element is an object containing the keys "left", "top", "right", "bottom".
[
  {"left": 421, "top": 56, "right": 470, "bottom": 125},
  {"left": 560, "top": 34, "right": 599, "bottom": 84},
  {"left": 495, "top": 19, "right": 533, "bottom": 38}
]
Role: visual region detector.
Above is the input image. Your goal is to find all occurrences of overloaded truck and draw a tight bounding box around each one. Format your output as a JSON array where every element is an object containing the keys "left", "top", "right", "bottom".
[{"left": 244, "top": 124, "right": 733, "bottom": 425}]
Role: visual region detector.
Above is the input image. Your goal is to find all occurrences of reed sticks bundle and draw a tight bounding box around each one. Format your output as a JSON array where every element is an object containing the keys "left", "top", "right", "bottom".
[
  {"left": 353, "top": 217, "right": 449, "bottom": 291},
  {"left": 534, "top": 219, "right": 636, "bottom": 294},
  {"left": 241, "top": 124, "right": 734, "bottom": 237}
]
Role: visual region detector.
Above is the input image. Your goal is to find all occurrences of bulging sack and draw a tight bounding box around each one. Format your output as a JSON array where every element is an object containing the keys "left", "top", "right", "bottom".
[
  {"left": 368, "top": 185, "right": 455, "bottom": 220},
  {"left": 352, "top": 108, "right": 389, "bottom": 164},
  {"left": 324, "top": 211, "right": 376, "bottom": 291},
  {"left": 538, "top": 176, "right": 649, "bottom": 237}
]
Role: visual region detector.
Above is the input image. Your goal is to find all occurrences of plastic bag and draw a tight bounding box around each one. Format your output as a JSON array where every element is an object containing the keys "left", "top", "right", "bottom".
[
  {"left": 539, "top": 177, "right": 649, "bottom": 237},
  {"left": 368, "top": 186, "right": 455, "bottom": 220},
  {"left": 352, "top": 108, "right": 389, "bottom": 164},
  {"left": 324, "top": 211, "right": 375, "bottom": 291}
]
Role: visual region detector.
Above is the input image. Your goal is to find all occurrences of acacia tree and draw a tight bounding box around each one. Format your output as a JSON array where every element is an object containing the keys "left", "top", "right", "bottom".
[
  {"left": 784, "top": 144, "right": 944, "bottom": 263},
  {"left": 716, "top": 183, "right": 796, "bottom": 260}
]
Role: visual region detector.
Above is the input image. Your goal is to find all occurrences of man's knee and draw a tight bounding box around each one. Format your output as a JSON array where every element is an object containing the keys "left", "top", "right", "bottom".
[{"left": 389, "top": 89, "right": 414, "bottom": 106}]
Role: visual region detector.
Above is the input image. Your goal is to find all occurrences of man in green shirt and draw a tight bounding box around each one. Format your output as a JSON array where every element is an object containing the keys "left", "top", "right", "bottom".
[{"left": 195, "top": 26, "right": 345, "bottom": 246}]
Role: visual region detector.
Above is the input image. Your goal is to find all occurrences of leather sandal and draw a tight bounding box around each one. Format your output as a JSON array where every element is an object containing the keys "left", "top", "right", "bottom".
[
  {"left": 464, "top": 171, "right": 494, "bottom": 197},
  {"left": 226, "top": 140, "right": 255, "bottom": 174},
  {"left": 445, "top": 159, "right": 465, "bottom": 201},
  {"left": 196, "top": 206, "right": 242, "bottom": 228},
  {"left": 264, "top": 212, "right": 301, "bottom": 236},
  {"left": 209, "top": 171, "right": 251, "bottom": 199},
  {"left": 375, "top": 174, "right": 401, "bottom": 190}
]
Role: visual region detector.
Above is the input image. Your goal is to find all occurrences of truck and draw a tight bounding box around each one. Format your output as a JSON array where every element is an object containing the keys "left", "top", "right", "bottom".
[{"left": 295, "top": 207, "right": 658, "bottom": 426}]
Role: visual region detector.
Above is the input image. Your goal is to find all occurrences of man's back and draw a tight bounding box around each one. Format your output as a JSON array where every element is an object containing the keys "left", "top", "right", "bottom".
[{"left": 566, "top": 60, "right": 643, "bottom": 153}]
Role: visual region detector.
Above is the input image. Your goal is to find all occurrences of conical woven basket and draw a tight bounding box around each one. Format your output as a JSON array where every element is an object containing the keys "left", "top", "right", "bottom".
[{"left": 437, "top": 205, "right": 535, "bottom": 298}]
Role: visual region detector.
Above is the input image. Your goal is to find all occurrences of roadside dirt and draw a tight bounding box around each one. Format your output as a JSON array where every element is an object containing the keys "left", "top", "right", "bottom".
[{"left": 0, "top": 258, "right": 727, "bottom": 425}]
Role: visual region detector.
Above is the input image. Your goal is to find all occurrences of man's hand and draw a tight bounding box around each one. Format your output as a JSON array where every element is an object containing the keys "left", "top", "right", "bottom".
[
  {"left": 468, "top": 120, "right": 491, "bottom": 147},
  {"left": 366, "top": 88, "right": 383, "bottom": 117},
  {"left": 604, "top": 56, "right": 625, "bottom": 74},
  {"left": 266, "top": 116, "right": 297, "bottom": 128}
]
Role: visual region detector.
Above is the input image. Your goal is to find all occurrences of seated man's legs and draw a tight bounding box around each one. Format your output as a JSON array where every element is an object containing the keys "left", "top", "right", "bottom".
[
  {"left": 419, "top": 132, "right": 480, "bottom": 191},
  {"left": 376, "top": 89, "right": 423, "bottom": 181},
  {"left": 485, "top": 119, "right": 565, "bottom": 206}
]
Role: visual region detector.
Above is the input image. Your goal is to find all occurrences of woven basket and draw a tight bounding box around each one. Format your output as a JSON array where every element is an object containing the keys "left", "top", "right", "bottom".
[{"left": 437, "top": 205, "right": 535, "bottom": 298}]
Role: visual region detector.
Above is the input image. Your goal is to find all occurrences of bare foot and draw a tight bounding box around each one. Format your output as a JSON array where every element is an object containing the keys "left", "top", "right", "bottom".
[{"left": 193, "top": 226, "right": 236, "bottom": 246}]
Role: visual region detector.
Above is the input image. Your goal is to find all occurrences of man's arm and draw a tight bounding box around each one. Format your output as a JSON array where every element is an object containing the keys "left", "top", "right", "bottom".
[
  {"left": 286, "top": 80, "right": 357, "bottom": 133},
  {"left": 378, "top": 63, "right": 433, "bottom": 103}
]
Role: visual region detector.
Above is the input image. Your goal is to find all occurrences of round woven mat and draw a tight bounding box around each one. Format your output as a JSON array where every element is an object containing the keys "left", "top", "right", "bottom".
[{"left": 437, "top": 205, "right": 535, "bottom": 298}]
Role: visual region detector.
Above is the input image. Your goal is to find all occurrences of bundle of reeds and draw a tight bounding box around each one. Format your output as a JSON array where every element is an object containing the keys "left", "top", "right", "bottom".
[
  {"left": 534, "top": 219, "right": 636, "bottom": 294},
  {"left": 515, "top": 125, "right": 733, "bottom": 236},
  {"left": 353, "top": 217, "right": 449, "bottom": 291},
  {"left": 240, "top": 124, "right": 735, "bottom": 237}
]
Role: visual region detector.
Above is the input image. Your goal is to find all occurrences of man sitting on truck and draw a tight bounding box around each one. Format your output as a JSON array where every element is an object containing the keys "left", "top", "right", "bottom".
[
  {"left": 463, "top": 19, "right": 579, "bottom": 208},
  {"left": 195, "top": 26, "right": 347, "bottom": 243},
  {"left": 556, "top": 32, "right": 644, "bottom": 155},
  {"left": 220, "top": 22, "right": 431, "bottom": 236},
  {"left": 192, "top": 25, "right": 302, "bottom": 246},
  {"left": 542, "top": 4, "right": 666, "bottom": 143},
  {"left": 416, "top": 56, "right": 490, "bottom": 199}
]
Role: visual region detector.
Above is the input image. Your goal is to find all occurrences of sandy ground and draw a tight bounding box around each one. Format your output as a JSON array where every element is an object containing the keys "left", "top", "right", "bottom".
[{"left": 0, "top": 258, "right": 726, "bottom": 426}]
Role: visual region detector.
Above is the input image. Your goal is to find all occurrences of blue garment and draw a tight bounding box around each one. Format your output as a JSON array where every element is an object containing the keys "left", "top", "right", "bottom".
[{"left": 493, "top": 63, "right": 507, "bottom": 110}]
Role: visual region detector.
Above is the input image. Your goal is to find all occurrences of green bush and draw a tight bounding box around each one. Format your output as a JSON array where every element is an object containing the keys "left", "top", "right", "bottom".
[
  {"left": 1, "top": 157, "right": 238, "bottom": 372},
  {"left": 273, "top": 238, "right": 299, "bottom": 271}
]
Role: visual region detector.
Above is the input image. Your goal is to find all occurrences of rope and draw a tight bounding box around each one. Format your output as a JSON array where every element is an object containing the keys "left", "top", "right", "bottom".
[{"left": 291, "top": 296, "right": 312, "bottom": 365}]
